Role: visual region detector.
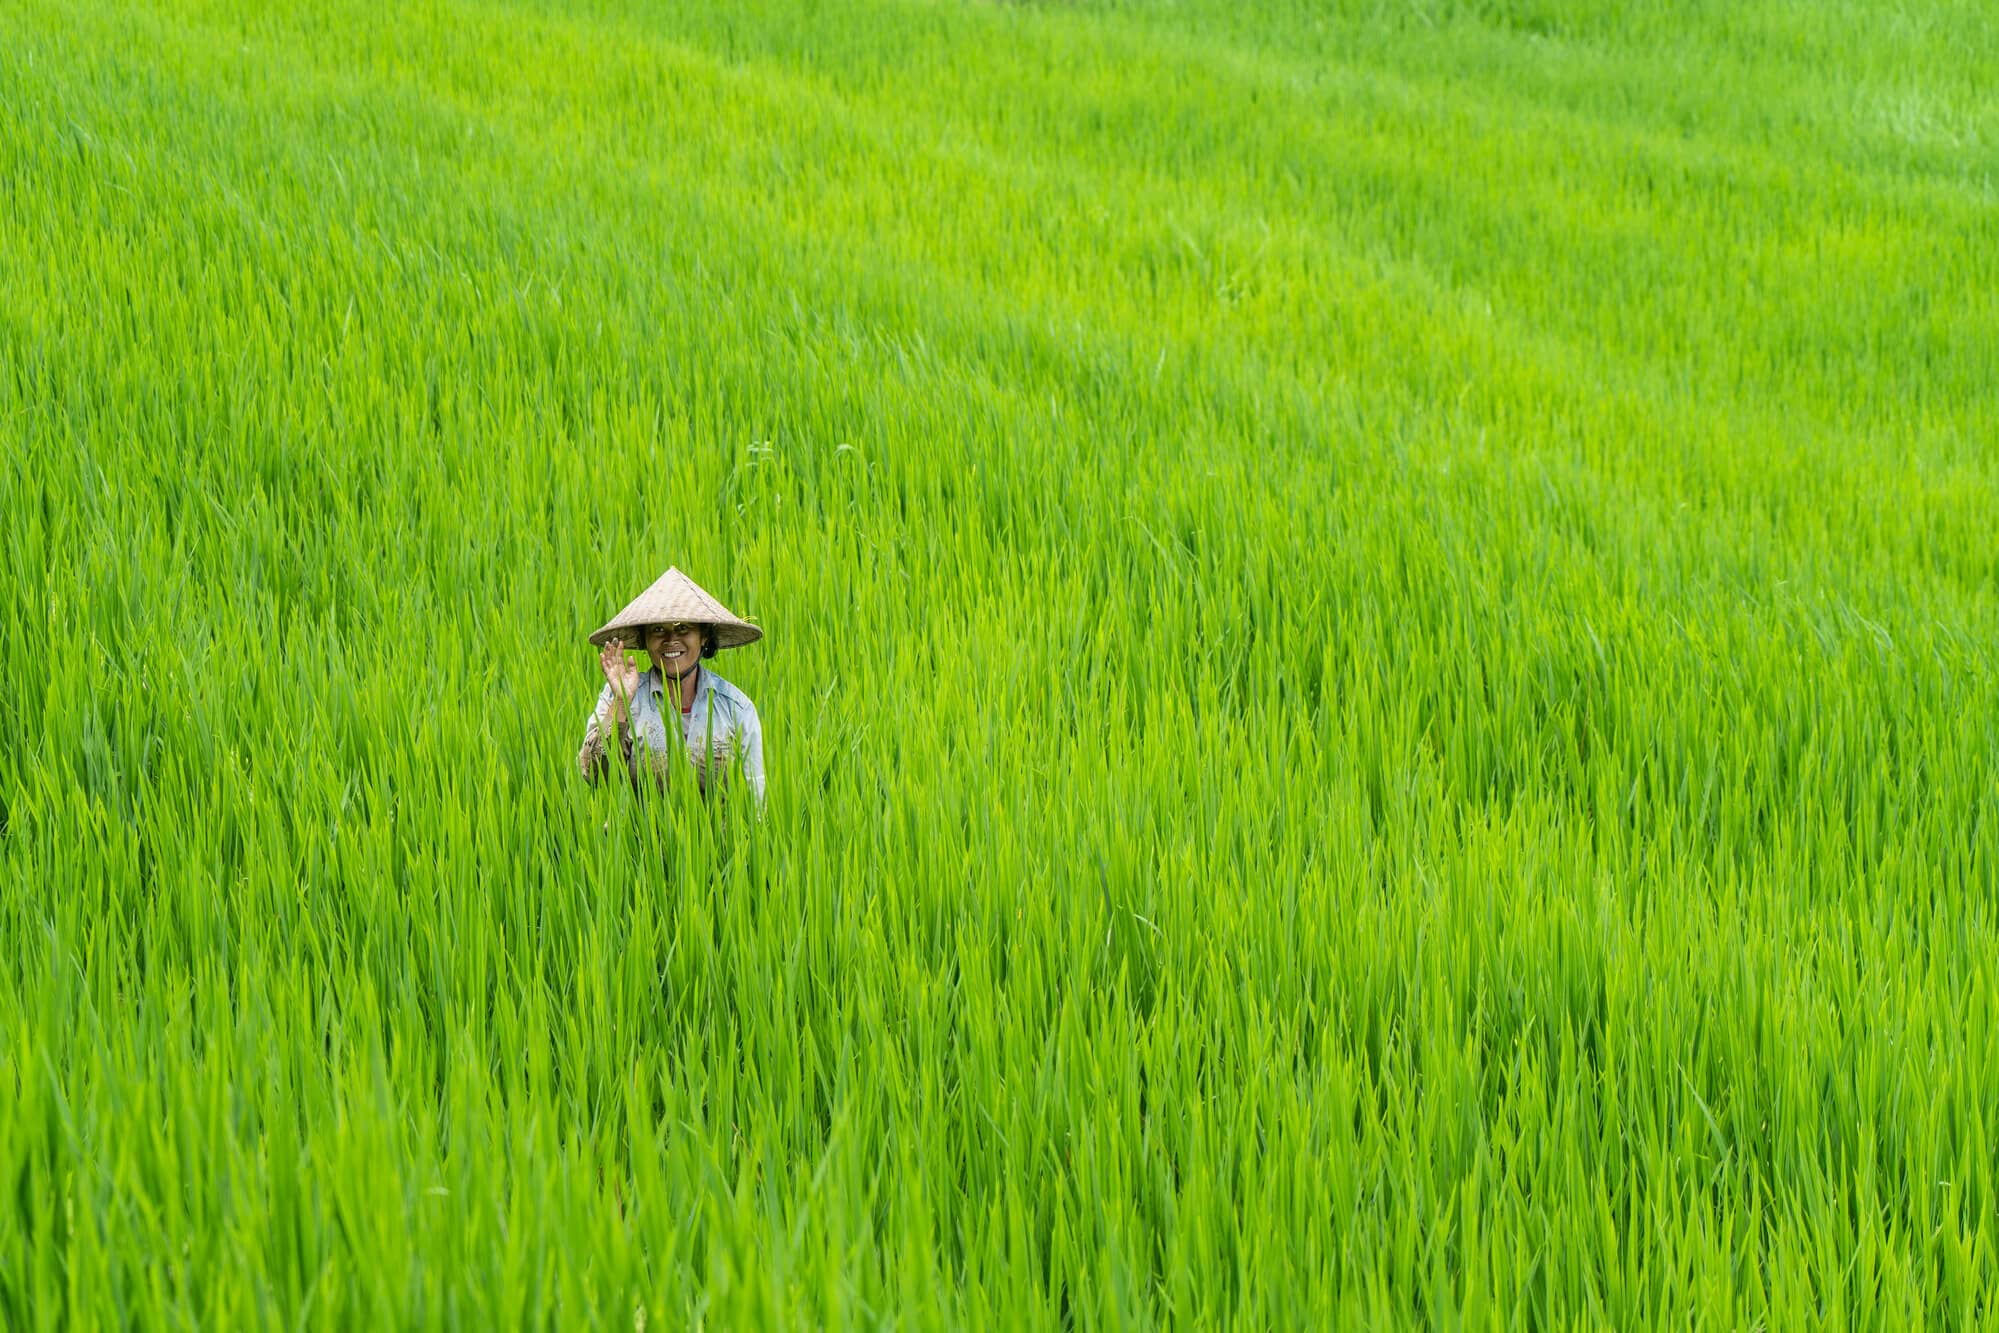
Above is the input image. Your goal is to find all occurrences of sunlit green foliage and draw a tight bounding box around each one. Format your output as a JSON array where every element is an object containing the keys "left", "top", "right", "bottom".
[{"left": 3, "top": 0, "right": 1996, "bottom": 1325}]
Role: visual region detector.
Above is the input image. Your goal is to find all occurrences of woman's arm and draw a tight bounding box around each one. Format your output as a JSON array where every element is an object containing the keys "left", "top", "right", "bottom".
[
  {"left": 739, "top": 705, "right": 765, "bottom": 806},
  {"left": 579, "top": 639, "right": 643, "bottom": 784}
]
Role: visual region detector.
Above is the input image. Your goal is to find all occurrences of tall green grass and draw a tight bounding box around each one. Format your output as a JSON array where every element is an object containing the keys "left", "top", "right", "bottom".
[{"left": 2, "top": 0, "right": 1995, "bottom": 1324}]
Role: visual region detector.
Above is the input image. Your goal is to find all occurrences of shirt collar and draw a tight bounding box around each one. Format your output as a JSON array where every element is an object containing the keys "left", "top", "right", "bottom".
[{"left": 646, "top": 665, "right": 711, "bottom": 709}]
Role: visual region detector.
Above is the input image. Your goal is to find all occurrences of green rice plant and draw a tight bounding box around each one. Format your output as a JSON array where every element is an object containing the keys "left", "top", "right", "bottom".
[{"left": 1, "top": 0, "right": 1995, "bottom": 1325}]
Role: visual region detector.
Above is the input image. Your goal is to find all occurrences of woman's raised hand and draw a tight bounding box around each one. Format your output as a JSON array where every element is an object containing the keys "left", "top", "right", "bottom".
[{"left": 599, "top": 637, "right": 642, "bottom": 704}]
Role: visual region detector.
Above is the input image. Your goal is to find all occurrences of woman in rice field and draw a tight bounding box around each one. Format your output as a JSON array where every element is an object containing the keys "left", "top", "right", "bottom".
[{"left": 576, "top": 566, "right": 766, "bottom": 805}]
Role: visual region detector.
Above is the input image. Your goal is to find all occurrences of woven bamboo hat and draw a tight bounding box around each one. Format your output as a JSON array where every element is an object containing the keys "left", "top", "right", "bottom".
[{"left": 589, "top": 567, "right": 763, "bottom": 651}]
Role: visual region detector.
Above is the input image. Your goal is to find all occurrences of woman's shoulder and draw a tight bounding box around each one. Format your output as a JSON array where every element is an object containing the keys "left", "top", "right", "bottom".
[{"left": 704, "top": 671, "right": 758, "bottom": 714}]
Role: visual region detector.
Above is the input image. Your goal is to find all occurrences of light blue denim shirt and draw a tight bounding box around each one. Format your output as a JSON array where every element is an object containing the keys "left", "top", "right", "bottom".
[{"left": 577, "top": 665, "right": 765, "bottom": 803}]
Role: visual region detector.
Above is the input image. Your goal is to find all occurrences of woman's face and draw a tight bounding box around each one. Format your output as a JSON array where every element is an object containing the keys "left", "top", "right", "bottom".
[{"left": 644, "top": 621, "right": 705, "bottom": 679}]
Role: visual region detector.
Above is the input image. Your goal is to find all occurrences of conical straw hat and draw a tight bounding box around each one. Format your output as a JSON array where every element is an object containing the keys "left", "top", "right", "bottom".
[{"left": 589, "top": 567, "right": 763, "bottom": 651}]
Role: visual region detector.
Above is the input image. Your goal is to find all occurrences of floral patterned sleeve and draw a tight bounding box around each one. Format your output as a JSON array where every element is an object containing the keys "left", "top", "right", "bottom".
[{"left": 577, "top": 685, "right": 630, "bottom": 784}]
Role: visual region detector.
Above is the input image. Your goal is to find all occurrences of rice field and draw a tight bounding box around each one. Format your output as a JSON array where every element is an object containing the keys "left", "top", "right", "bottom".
[{"left": 3, "top": 0, "right": 1997, "bottom": 1325}]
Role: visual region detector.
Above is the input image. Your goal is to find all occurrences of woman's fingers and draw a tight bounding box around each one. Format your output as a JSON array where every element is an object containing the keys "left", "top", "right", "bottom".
[
  {"left": 606, "top": 639, "right": 632, "bottom": 694},
  {"left": 601, "top": 639, "right": 629, "bottom": 692}
]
